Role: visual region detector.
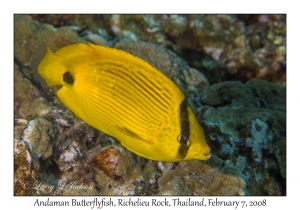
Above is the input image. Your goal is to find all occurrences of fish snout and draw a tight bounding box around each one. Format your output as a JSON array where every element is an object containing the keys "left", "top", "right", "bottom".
[{"left": 204, "top": 150, "right": 211, "bottom": 160}]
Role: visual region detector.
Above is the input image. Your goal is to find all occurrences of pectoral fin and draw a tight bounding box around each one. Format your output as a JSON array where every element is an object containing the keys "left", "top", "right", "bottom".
[
  {"left": 116, "top": 126, "right": 156, "bottom": 144},
  {"left": 57, "top": 87, "right": 85, "bottom": 121}
]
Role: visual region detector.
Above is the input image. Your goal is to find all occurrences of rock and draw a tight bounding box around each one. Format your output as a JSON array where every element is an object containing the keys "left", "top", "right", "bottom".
[
  {"left": 114, "top": 148, "right": 146, "bottom": 183},
  {"left": 158, "top": 177, "right": 194, "bottom": 196},
  {"left": 90, "top": 145, "right": 159, "bottom": 195},
  {"left": 157, "top": 161, "right": 175, "bottom": 173},
  {"left": 27, "top": 14, "right": 286, "bottom": 83},
  {"left": 92, "top": 146, "right": 146, "bottom": 183},
  {"left": 158, "top": 160, "right": 246, "bottom": 195},
  {"left": 23, "top": 118, "right": 56, "bottom": 159},
  {"left": 14, "top": 133, "right": 36, "bottom": 196},
  {"left": 14, "top": 64, "right": 51, "bottom": 118},
  {"left": 198, "top": 79, "right": 286, "bottom": 195},
  {"left": 92, "top": 147, "right": 120, "bottom": 178},
  {"left": 160, "top": 14, "right": 286, "bottom": 83},
  {"left": 143, "top": 162, "right": 159, "bottom": 185},
  {"left": 274, "top": 139, "right": 286, "bottom": 179},
  {"left": 86, "top": 34, "right": 109, "bottom": 46},
  {"left": 59, "top": 141, "right": 82, "bottom": 163},
  {"left": 14, "top": 15, "right": 85, "bottom": 66}
]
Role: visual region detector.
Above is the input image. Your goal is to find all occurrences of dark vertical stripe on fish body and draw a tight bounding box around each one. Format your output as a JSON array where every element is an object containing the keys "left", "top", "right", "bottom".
[
  {"left": 176, "top": 144, "right": 189, "bottom": 160},
  {"left": 180, "top": 99, "right": 190, "bottom": 144},
  {"left": 175, "top": 99, "right": 191, "bottom": 160}
]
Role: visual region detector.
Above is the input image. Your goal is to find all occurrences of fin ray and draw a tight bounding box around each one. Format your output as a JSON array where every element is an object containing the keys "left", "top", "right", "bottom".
[
  {"left": 116, "top": 126, "right": 155, "bottom": 144},
  {"left": 57, "top": 87, "right": 85, "bottom": 121}
]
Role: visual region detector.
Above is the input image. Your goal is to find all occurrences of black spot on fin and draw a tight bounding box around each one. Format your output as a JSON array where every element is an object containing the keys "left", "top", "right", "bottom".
[{"left": 63, "top": 71, "right": 74, "bottom": 85}]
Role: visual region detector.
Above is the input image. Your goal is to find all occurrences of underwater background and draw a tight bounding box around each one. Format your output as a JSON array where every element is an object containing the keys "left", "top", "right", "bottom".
[{"left": 14, "top": 14, "right": 286, "bottom": 196}]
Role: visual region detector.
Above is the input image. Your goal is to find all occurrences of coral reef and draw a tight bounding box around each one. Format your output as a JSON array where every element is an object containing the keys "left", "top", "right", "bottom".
[
  {"left": 14, "top": 15, "right": 85, "bottom": 66},
  {"left": 198, "top": 79, "right": 285, "bottom": 195},
  {"left": 14, "top": 125, "right": 37, "bottom": 196},
  {"left": 23, "top": 118, "right": 56, "bottom": 159},
  {"left": 86, "top": 145, "right": 159, "bottom": 195},
  {"left": 14, "top": 15, "right": 286, "bottom": 196},
  {"left": 28, "top": 14, "right": 285, "bottom": 84},
  {"left": 14, "top": 64, "right": 51, "bottom": 118},
  {"left": 158, "top": 160, "right": 246, "bottom": 196},
  {"left": 160, "top": 15, "right": 286, "bottom": 84}
]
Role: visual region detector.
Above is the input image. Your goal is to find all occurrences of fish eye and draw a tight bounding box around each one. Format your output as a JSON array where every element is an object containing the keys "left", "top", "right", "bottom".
[
  {"left": 181, "top": 135, "right": 189, "bottom": 144},
  {"left": 177, "top": 134, "right": 191, "bottom": 147},
  {"left": 63, "top": 71, "right": 74, "bottom": 85}
]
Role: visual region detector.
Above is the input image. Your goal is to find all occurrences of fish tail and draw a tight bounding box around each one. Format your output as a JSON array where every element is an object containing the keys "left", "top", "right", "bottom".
[{"left": 38, "top": 47, "right": 64, "bottom": 86}]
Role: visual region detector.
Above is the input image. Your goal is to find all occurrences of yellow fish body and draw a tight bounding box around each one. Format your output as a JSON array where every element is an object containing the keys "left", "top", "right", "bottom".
[{"left": 38, "top": 43, "right": 211, "bottom": 162}]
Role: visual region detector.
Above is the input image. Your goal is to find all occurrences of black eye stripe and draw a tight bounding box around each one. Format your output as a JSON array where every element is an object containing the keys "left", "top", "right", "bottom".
[
  {"left": 63, "top": 71, "right": 74, "bottom": 85},
  {"left": 176, "top": 144, "right": 189, "bottom": 160},
  {"left": 175, "top": 98, "right": 191, "bottom": 160},
  {"left": 180, "top": 99, "right": 190, "bottom": 144}
]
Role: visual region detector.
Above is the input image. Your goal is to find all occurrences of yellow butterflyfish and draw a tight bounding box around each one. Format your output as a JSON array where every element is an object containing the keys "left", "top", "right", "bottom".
[{"left": 38, "top": 42, "right": 211, "bottom": 162}]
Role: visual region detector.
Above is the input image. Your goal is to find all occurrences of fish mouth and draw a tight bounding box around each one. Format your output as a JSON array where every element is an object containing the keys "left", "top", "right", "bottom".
[{"left": 204, "top": 150, "right": 211, "bottom": 160}]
